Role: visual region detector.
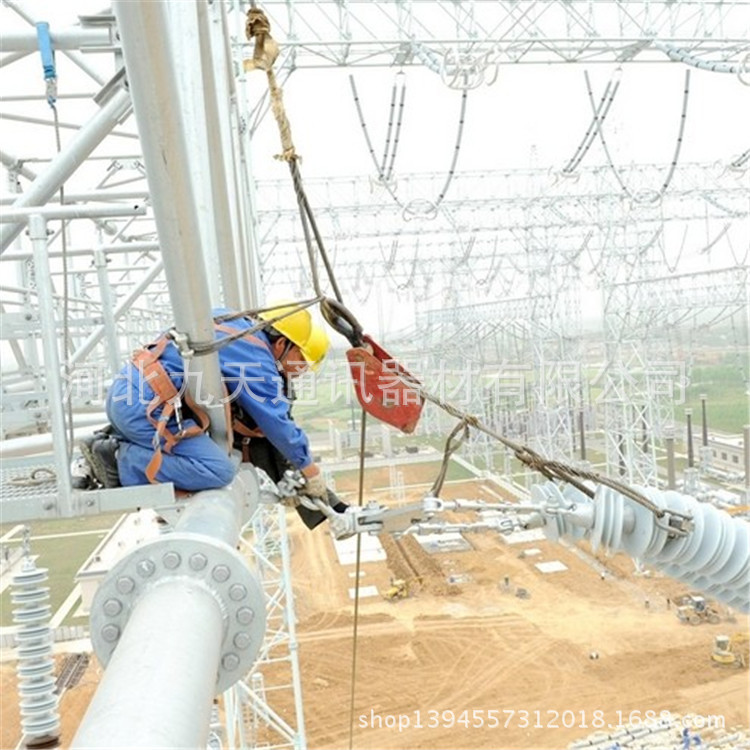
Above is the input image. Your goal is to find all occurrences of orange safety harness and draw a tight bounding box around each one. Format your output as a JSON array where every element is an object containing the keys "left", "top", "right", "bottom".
[{"left": 132, "top": 322, "right": 272, "bottom": 484}]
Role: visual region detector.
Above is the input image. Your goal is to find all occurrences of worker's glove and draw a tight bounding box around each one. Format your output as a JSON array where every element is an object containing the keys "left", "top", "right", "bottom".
[
  {"left": 328, "top": 507, "right": 356, "bottom": 541},
  {"left": 303, "top": 472, "right": 328, "bottom": 499}
]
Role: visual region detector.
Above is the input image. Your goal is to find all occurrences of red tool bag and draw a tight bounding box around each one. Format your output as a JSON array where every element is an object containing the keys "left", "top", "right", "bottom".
[
  {"left": 321, "top": 297, "right": 424, "bottom": 433},
  {"left": 345, "top": 334, "right": 424, "bottom": 434}
]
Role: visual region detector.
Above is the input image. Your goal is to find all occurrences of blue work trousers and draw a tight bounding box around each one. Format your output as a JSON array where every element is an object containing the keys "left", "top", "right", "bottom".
[{"left": 106, "top": 370, "right": 235, "bottom": 491}]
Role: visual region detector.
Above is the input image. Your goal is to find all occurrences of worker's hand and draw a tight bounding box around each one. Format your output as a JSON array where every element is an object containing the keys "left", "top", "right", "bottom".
[
  {"left": 301, "top": 464, "right": 327, "bottom": 499},
  {"left": 303, "top": 472, "right": 328, "bottom": 499}
]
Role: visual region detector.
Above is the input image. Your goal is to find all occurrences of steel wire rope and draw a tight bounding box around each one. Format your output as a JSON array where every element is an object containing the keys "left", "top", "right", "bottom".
[
  {"left": 379, "top": 71, "right": 407, "bottom": 183},
  {"left": 562, "top": 69, "right": 621, "bottom": 174},
  {"left": 403, "top": 366, "right": 688, "bottom": 526},
  {"left": 349, "top": 74, "right": 469, "bottom": 219},
  {"left": 658, "top": 223, "right": 689, "bottom": 274},
  {"left": 697, "top": 222, "right": 733, "bottom": 257},
  {"left": 729, "top": 148, "right": 750, "bottom": 170},
  {"left": 725, "top": 231, "right": 750, "bottom": 268},
  {"left": 347, "top": 410, "right": 368, "bottom": 750},
  {"left": 586, "top": 69, "right": 691, "bottom": 205},
  {"left": 7, "top": 467, "right": 57, "bottom": 487},
  {"left": 183, "top": 296, "right": 324, "bottom": 356},
  {"left": 701, "top": 192, "right": 746, "bottom": 219},
  {"left": 51, "top": 111, "right": 77, "bottom": 462}
]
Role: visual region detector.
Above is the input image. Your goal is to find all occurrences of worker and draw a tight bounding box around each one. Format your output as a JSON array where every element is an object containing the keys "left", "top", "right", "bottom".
[{"left": 80, "top": 305, "right": 332, "bottom": 510}]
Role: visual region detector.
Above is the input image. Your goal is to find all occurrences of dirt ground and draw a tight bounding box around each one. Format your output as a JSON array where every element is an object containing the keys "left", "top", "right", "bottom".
[
  {"left": 285, "top": 480, "right": 749, "bottom": 750},
  {"left": 1, "top": 653, "right": 101, "bottom": 750},
  {"left": 1, "top": 477, "right": 748, "bottom": 750}
]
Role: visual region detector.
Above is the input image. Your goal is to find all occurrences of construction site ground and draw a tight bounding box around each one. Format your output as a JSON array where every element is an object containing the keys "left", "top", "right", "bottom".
[
  {"left": 286, "top": 478, "right": 749, "bottom": 749},
  {"left": 1, "top": 475, "right": 748, "bottom": 749}
]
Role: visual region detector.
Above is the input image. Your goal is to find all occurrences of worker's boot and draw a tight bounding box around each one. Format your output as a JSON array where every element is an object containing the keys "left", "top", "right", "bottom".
[
  {"left": 79, "top": 434, "right": 121, "bottom": 489},
  {"left": 70, "top": 455, "right": 96, "bottom": 490}
]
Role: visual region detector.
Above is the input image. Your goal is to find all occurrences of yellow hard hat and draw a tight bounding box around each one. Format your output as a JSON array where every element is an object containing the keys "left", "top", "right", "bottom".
[
  {"left": 258, "top": 303, "right": 330, "bottom": 371},
  {"left": 301, "top": 324, "right": 330, "bottom": 371}
]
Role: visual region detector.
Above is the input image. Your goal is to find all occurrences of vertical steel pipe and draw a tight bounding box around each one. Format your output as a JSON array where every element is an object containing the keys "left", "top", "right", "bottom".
[
  {"left": 197, "top": 0, "right": 241, "bottom": 309},
  {"left": 70, "top": 259, "right": 164, "bottom": 366},
  {"left": 744, "top": 425, "right": 750, "bottom": 501},
  {"left": 28, "top": 214, "right": 72, "bottom": 516},
  {"left": 700, "top": 394, "right": 708, "bottom": 447},
  {"left": 112, "top": 0, "right": 228, "bottom": 446},
  {"left": 685, "top": 408, "right": 694, "bottom": 468},
  {"left": 93, "top": 247, "right": 122, "bottom": 377},
  {"left": 665, "top": 428, "right": 676, "bottom": 490}
]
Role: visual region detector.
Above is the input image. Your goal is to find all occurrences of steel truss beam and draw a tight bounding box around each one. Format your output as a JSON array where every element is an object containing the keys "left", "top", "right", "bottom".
[
  {"left": 225, "top": 503, "right": 306, "bottom": 750},
  {"left": 599, "top": 263, "right": 749, "bottom": 484},
  {"left": 235, "top": 0, "right": 750, "bottom": 71},
  {"left": 606, "top": 265, "right": 749, "bottom": 335},
  {"left": 250, "top": 163, "right": 749, "bottom": 299}
]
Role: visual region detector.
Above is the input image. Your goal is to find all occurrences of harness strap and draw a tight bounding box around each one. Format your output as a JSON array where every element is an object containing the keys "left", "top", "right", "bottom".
[
  {"left": 131, "top": 322, "right": 273, "bottom": 483},
  {"left": 132, "top": 336, "right": 211, "bottom": 483},
  {"left": 216, "top": 321, "right": 273, "bottom": 441},
  {"left": 214, "top": 322, "right": 272, "bottom": 352}
]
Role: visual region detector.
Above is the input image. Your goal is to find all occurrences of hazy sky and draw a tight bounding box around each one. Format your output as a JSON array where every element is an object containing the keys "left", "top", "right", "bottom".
[{"left": 2, "top": 2, "right": 748, "bottom": 339}]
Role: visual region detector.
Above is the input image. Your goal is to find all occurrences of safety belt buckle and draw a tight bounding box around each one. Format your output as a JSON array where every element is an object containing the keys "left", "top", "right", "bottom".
[{"left": 173, "top": 397, "right": 185, "bottom": 436}]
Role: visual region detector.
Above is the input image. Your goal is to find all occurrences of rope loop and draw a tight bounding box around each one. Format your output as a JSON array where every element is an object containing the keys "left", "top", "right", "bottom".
[{"left": 244, "top": 8, "right": 279, "bottom": 72}]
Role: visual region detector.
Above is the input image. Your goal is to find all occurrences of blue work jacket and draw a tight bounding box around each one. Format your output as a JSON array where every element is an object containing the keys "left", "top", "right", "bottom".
[{"left": 128, "top": 312, "right": 314, "bottom": 471}]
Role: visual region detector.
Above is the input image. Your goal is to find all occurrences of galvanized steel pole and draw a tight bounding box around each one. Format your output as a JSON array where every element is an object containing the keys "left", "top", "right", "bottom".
[
  {"left": 28, "top": 214, "right": 73, "bottom": 516},
  {"left": 197, "top": 0, "right": 242, "bottom": 309},
  {"left": 111, "top": 0, "right": 229, "bottom": 446}
]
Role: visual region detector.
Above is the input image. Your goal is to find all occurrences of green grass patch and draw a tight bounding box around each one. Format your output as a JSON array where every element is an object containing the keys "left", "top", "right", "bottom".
[
  {"left": 0, "top": 513, "right": 122, "bottom": 628},
  {"left": 684, "top": 364, "right": 748, "bottom": 434},
  {"left": 0, "top": 530, "right": 108, "bottom": 627},
  {"left": 0, "top": 511, "right": 123, "bottom": 539}
]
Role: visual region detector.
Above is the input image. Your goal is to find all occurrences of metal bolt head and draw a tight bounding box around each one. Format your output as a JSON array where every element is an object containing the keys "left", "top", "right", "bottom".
[
  {"left": 116, "top": 576, "right": 135, "bottom": 594},
  {"left": 136, "top": 559, "right": 155, "bottom": 578},
  {"left": 102, "top": 624, "right": 120, "bottom": 643},
  {"left": 211, "top": 565, "right": 230, "bottom": 583},
  {"left": 228, "top": 584, "right": 247, "bottom": 601},
  {"left": 162, "top": 551, "right": 181, "bottom": 570},
  {"left": 236, "top": 607, "right": 254, "bottom": 625},
  {"left": 103, "top": 598, "right": 123, "bottom": 617},
  {"left": 189, "top": 553, "right": 208, "bottom": 571},
  {"left": 233, "top": 632, "right": 252, "bottom": 650},
  {"left": 221, "top": 653, "right": 240, "bottom": 671}
]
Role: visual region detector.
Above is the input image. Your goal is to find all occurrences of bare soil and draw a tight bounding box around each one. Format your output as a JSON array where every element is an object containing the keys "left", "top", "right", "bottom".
[{"left": 286, "top": 481, "right": 750, "bottom": 749}]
